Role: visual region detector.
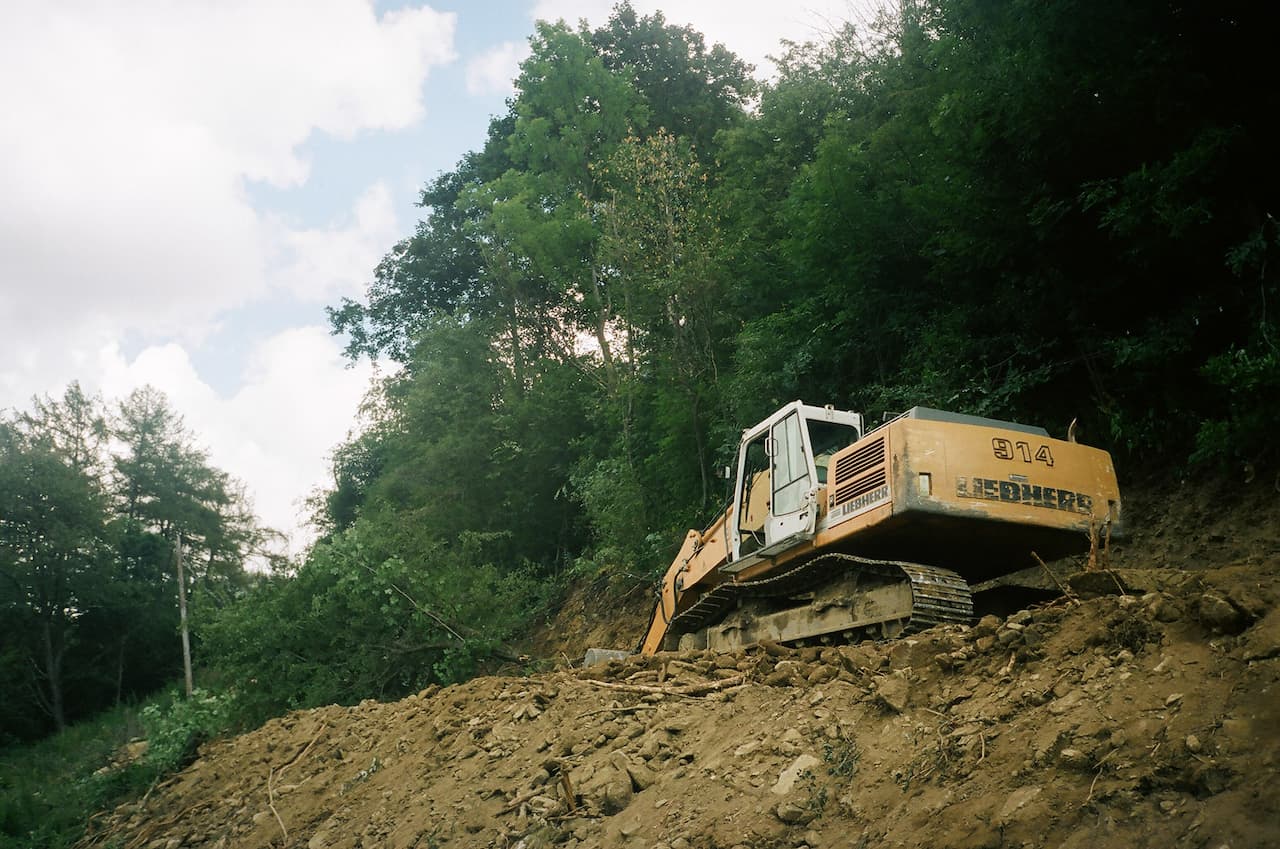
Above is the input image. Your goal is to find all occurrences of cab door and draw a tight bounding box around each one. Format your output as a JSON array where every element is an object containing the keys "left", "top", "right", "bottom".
[{"left": 761, "top": 411, "right": 816, "bottom": 553}]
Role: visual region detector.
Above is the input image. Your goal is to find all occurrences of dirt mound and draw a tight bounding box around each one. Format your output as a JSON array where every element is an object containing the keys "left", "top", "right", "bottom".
[
  {"left": 526, "top": 573, "right": 653, "bottom": 664},
  {"left": 85, "top": 555, "right": 1280, "bottom": 849}
]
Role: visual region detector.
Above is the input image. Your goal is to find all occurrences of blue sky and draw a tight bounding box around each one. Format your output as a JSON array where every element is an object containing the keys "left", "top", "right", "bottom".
[
  {"left": 160, "top": 0, "right": 532, "bottom": 395},
  {"left": 0, "top": 0, "right": 879, "bottom": 552}
]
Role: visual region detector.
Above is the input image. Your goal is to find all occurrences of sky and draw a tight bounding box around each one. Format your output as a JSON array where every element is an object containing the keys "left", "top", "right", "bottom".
[{"left": 0, "top": 0, "right": 882, "bottom": 555}]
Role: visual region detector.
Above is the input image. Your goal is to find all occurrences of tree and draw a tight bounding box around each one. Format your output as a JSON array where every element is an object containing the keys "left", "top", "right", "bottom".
[
  {"left": 0, "top": 386, "right": 112, "bottom": 732},
  {"left": 588, "top": 2, "right": 755, "bottom": 155},
  {"left": 109, "top": 387, "right": 253, "bottom": 694}
]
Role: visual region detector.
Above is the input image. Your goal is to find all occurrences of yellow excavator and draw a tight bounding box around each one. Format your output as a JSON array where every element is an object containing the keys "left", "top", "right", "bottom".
[{"left": 635, "top": 402, "right": 1122, "bottom": 656}]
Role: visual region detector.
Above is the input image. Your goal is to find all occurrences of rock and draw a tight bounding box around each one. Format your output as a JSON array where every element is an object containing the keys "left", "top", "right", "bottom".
[
  {"left": 875, "top": 671, "right": 910, "bottom": 713},
  {"left": 1147, "top": 593, "right": 1182, "bottom": 623},
  {"left": 584, "top": 648, "right": 630, "bottom": 667},
  {"left": 594, "top": 762, "right": 634, "bottom": 814},
  {"left": 619, "top": 755, "right": 657, "bottom": 791},
  {"left": 775, "top": 800, "right": 817, "bottom": 825},
  {"left": 1058, "top": 748, "right": 1090, "bottom": 770},
  {"left": 807, "top": 665, "right": 837, "bottom": 685},
  {"left": 1240, "top": 608, "right": 1280, "bottom": 661},
  {"left": 837, "top": 645, "right": 879, "bottom": 671},
  {"left": 772, "top": 754, "right": 821, "bottom": 795},
  {"left": 975, "top": 636, "right": 997, "bottom": 653},
  {"left": 637, "top": 734, "right": 662, "bottom": 760},
  {"left": 1186, "top": 734, "right": 1203, "bottom": 754},
  {"left": 767, "top": 661, "right": 807, "bottom": 687},
  {"left": 760, "top": 640, "right": 792, "bottom": 658},
  {"left": 1198, "top": 593, "right": 1249, "bottom": 634},
  {"left": 973, "top": 615, "right": 1001, "bottom": 638},
  {"left": 1166, "top": 692, "right": 1184, "bottom": 707},
  {"left": 998, "top": 785, "right": 1043, "bottom": 824},
  {"left": 1048, "top": 690, "right": 1085, "bottom": 716}
]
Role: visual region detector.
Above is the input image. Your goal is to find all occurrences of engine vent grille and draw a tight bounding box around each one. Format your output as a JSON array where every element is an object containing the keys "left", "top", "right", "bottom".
[
  {"left": 834, "top": 437, "right": 884, "bottom": 481},
  {"left": 832, "top": 437, "right": 889, "bottom": 507},
  {"left": 834, "top": 468, "right": 886, "bottom": 504}
]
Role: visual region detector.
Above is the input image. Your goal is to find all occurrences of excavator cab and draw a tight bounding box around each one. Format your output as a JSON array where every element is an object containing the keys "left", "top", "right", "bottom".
[{"left": 729, "top": 402, "right": 862, "bottom": 567}]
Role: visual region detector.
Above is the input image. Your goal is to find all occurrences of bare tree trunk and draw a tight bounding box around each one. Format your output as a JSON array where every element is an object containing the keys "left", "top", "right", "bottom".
[
  {"left": 115, "top": 636, "right": 127, "bottom": 706},
  {"left": 692, "top": 393, "right": 709, "bottom": 508},
  {"left": 580, "top": 264, "right": 618, "bottom": 385},
  {"left": 176, "top": 533, "right": 194, "bottom": 698},
  {"left": 40, "top": 619, "right": 66, "bottom": 731}
]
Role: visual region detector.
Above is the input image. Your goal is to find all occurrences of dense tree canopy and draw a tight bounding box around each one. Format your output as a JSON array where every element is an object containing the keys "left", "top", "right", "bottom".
[
  {"left": 311, "top": 1, "right": 1276, "bottom": 700},
  {"left": 328, "top": 0, "right": 1276, "bottom": 573}
]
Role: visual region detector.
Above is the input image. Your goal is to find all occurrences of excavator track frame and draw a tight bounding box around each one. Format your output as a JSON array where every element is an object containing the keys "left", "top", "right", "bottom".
[{"left": 665, "top": 554, "right": 973, "bottom": 651}]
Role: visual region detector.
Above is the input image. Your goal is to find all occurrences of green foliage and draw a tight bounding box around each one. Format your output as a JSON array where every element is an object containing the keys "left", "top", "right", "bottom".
[
  {"left": 571, "top": 456, "right": 652, "bottom": 569},
  {"left": 1, "top": 384, "right": 261, "bottom": 742},
  {"left": 139, "top": 689, "right": 233, "bottom": 773},
  {"left": 307, "top": 0, "right": 1280, "bottom": 729},
  {"left": 1192, "top": 342, "right": 1280, "bottom": 469},
  {"left": 200, "top": 520, "right": 553, "bottom": 722},
  {"left": 0, "top": 686, "right": 240, "bottom": 849},
  {"left": 0, "top": 704, "right": 144, "bottom": 849},
  {"left": 822, "top": 732, "right": 860, "bottom": 778}
]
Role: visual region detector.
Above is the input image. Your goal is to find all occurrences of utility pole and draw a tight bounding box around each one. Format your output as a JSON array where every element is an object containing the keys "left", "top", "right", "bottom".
[{"left": 175, "top": 531, "right": 194, "bottom": 697}]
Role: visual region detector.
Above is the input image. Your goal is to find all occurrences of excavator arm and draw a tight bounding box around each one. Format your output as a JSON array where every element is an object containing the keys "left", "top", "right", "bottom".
[{"left": 638, "top": 508, "right": 731, "bottom": 655}]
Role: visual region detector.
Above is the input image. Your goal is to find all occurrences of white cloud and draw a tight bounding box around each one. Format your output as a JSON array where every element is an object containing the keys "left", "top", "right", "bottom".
[
  {"left": 268, "top": 182, "right": 402, "bottom": 302},
  {"left": 0, "top": 0, "right": 456, "bottom": 384},
  {"left": 466, "top": 41, "right": 532, "bottom": 96},
  {"left": 97, "top": 328, "right": 376, "bottom": 554},
  {"left": 0, "top": 4, "right": 455, "bottom": 543},
  {"left": 530, "top": 0, "right": 890, "bottom": 79}
]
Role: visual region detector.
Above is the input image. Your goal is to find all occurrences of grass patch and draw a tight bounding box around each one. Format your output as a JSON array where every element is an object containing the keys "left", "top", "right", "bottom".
[
  {"left": 0, "top": 704, "right": 147, "bottom": 849},
  {"left": 0, "top": 687, "right": 236, "bottom": 849}
]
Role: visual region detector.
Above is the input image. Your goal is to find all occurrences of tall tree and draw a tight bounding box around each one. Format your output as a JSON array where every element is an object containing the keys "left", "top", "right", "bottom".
[
  {"left": 589, "top": 1, "right": 755, "bottom": 154},
  {"left": 108, "top": 388, "right": 252, "bottom": 700},
  {"left": 0, "top": 386, "right": 112, "bottom": 731}
]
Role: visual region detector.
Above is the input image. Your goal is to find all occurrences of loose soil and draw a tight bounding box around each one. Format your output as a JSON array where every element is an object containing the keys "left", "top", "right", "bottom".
[{"left": 84, "top": 478, "right": 1280, "bottom": 849}]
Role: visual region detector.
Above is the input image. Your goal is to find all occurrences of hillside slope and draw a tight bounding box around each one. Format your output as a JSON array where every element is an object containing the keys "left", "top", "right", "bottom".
[{"left": 84, "top": 481, "right": 1280, "bottom": 849}]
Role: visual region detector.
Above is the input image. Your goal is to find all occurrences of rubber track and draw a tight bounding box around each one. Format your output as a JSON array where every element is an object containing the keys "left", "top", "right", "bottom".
[{"left": 668, "top": 553, "right": 973, "bottom": 640}]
